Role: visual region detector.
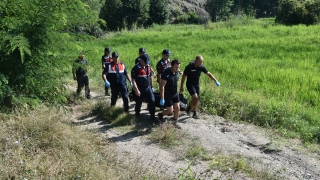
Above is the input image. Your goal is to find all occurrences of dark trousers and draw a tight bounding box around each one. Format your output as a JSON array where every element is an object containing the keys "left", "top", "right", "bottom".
[
  {"left": 135, "top": 86, "right": 155, "bottom": 118},
  {"left": 111, "top": 84, "right": 129, "bottom": 111},
  {"left": 77, "top": 75, "right": 90, "bottom": 98}
]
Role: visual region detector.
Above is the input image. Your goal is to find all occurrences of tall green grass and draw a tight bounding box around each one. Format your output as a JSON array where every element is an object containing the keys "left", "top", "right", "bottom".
[{"left": 73, "top": 19, "right": 320, "bottom": 143}]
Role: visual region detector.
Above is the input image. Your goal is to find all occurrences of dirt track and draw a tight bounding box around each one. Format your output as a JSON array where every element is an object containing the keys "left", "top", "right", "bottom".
[{"left": 71, "top": 89, "right": 320, "bottom": 180}]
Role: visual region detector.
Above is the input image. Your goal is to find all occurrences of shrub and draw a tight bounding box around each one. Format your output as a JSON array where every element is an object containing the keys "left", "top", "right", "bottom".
[{"left": 276, "top": 0, "right": 320, "bottom": 25}]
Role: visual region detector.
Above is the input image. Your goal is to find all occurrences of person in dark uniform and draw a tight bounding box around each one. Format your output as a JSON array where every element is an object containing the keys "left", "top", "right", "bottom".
[
  {"left": 156, "top": 49, "right": 171, "bottom": 84},
  {"left": 72, "top": 55, "right": 91, "bottom": 99},
  {"left": 158, "top": 59, "right": 181, "bottom": 128},
  {"left": 180, "top": 55, "right": 220, "bottom": 119},
  {"left": 135, "top": 47, "right": 146, "bottom": 65},
  {"left": 102, "top": 52, "right": 133, "bottom": 112},
  {"left": 135, "top": 48, "right": 155, "bottom": 76},
  {"left": 102, "top": 47, "right": 113, "bottom": 96},
  {"left": 131, "top": 54, "right": 156, "bottom": 121}
]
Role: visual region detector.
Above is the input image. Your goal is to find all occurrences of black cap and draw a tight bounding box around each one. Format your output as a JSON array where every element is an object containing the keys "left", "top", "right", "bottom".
[
  {"left": 105, "top": 47, "right": 111, "bottom": 52},
  {"left": 112, "top": 52, "right": 119, "bottom": 57},
  {"left": 139, "top": 47, "right": 146, "bottom": 53},
  {"left": 140, "top": 54, "right": 149, "bottom": 63},
  {"left": 162, "top": 49, "right": 170, "bottom": 56}
]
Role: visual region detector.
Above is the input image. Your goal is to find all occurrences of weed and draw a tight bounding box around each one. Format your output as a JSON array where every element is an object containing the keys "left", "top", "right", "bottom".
[{"left": 148, "top": 123, "right": 183, "bottom": 147}]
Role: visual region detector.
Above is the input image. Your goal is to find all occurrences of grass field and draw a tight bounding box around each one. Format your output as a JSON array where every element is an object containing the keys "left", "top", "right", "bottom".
[{"left": 70, "top": 18, "right": 320, "bottom": 143}]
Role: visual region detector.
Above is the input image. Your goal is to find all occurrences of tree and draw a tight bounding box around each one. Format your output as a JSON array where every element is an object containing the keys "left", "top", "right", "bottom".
[
  {"left": 122, "top": 0, "right": 150, "bottom": 29},
  {"left": 0, "top": 0, "right": 100, "bottom": 107},
  {"left": 205, "top": 0, "right": 234, "bottom": 22},
  {"left": 100, "top": 0, "right": 124, "bottom": 30},
  {"left": 275, "top": 0, "right": 320, "bottom": 25},
  {"left": 149, "top": 0, "right": 170, "bottom": 25}
]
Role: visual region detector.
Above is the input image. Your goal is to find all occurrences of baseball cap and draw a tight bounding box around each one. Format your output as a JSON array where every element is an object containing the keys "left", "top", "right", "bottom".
[
  {"left": 105, "top": 47, "right": 111, "bottom": 52},
  {"left": 112, "top": 52, "right": 119, "bottom": 57},
  {"left": 139, "top": 47, "right": 146, "bottom": 53},
  {"left": 162, "top": 49, "right": 170, "bottom": 56},
  {"left": 140, "top": 54, "right": 149, "bottom": 63}
]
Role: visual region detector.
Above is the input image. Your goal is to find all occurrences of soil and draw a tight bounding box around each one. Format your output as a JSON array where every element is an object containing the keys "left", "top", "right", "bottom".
[{"left": 71, "top": 89, "right": 320, "bottom": 180}]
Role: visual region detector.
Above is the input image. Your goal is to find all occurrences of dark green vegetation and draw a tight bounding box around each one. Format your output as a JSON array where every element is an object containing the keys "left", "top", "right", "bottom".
[{"left": 0, "top": 0, "right": 102, "bottom": 107}]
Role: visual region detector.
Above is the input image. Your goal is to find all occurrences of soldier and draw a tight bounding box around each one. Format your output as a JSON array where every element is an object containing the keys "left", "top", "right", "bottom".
[
  {"left": 135, "top": 47, "right": 147, "bottom": 65},
  {"left": 131, "top": 54, "right": 156, "bottom": 122},
  {"left": 72, "top": 55, "right": 91, "bottom": 99},
  {"left": 156, "top": 49, "right": 171, "bottom": 84},
  {"left": 102, "top": 52, "right": 133, "bottom": 112},
  {"left": 102, "top": 47, "right": 112, "bottom": 96}
]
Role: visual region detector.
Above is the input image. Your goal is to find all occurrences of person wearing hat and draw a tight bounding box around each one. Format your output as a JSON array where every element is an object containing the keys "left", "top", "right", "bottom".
[
  {"left": 156, "top": 49, "right": 171, "bottom": 84},
  {"left": 131, "top": 54, "right": 156, "bottom": 121},
  {"left": 72, "top": 54, "right": 91, "bottom": 99},
  {"left": 135, "top": 48, "right": 156, "bottom": 76},
  {"left": 135, "top": 47, "right": 146, "bottom": 65},
  {"left": 102, "top": 47, "right": 113, "bottom": 96},
  {"left": 158, "top": 59, "right": 181, "bottom": 128},
  {"left": 102, "top": 52, "right": 133, "bottom": 112},
  {"left": 179, "top": 55, "right": 220, "bottom": 119}
]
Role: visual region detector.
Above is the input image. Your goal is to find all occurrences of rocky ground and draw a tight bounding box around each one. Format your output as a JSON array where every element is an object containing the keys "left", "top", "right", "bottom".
[
  {"left": 169, "top": 0, "right": 210, "bottom": 21},
  {"left": 70, "top": 89, "right": 320, "bottom": 180}
]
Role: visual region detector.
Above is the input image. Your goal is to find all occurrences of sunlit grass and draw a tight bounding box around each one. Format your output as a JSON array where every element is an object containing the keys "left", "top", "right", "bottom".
[{"left": 74, "top": 19, "right": 320, "bottom": 143}]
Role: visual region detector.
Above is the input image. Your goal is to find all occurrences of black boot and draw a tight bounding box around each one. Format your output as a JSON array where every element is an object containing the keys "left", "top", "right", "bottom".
[
  {"left": 186, "top": 105, "right": 191, "bottom": 116},
  {"left": 192, "top": 111, "right": 199, "bottom": 119},
  {"left": 85, "top": 87, "right": 91, "bottom": 99}
]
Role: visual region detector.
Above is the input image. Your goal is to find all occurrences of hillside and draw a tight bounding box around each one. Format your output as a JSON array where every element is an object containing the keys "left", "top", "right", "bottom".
[
  {"left": 169, "top": 0, "right": 209, "bottom": 19},
  {"left": 169, "top": 0, "right": 206, "bottom": 12}
]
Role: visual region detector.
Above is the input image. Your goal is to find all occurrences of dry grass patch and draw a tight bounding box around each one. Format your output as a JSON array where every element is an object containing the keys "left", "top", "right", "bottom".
[{"left": 0, "top": 105, "right": 168, "bottom": 179}]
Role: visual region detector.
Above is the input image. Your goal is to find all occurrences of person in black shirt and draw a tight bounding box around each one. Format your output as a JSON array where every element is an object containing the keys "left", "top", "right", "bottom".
[
  {"left": 131, "top": 54, "right": 156, "bottom": 121},
  {"left": 156, "top": 49, "right": 171, "bottom": 84},
  {"left": 158, "top": 59, "right": 181, "bottom": 128},
  {"left": 180, "top": 55, "right": 220, "bottom": 119},
  {"left": 102, "top": 47, "right": 112, "bottom": 96},
  {"left": 72, "top": 55, "right": 91, "bottom": 99}
]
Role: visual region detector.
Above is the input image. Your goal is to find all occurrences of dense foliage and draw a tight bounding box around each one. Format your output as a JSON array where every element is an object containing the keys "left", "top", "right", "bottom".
[
  {"left": 204, "top": 0, "right": 319, "bottom": 25},
  {"left": 276, "top": 0, "right": 320, "bottom": 25},
  {"left": 0, "top": 0, "right": 100, "bottom": 107},
  {"left": 100, "top": 0, "right": 169, "bottom": 30},
  {"left": 205, "top": 0, "right": 234, "bottom": 22}
]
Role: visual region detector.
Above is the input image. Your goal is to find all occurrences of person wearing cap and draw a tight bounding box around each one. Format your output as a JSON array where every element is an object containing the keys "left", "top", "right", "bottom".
[
  {"left": 102, "top": 52, "right": 133, "bottom": 112},
  {"left": 102, "top": 47, "right": 113, "bottom": 96},
  {"left": 135, "top": 48, "right": 156, "bottom": 76},
  {"left": 72, "top": 55, "right": 91, "bottom": 99},
  {"left": 135, "top": 47, "right": 146, "bottom": 65},
  {"left": 158, "top": 59, "right": 181, "bottom": 128},
  {"left": 179, "top": 55, "right": 220, "bottom": 119},
  {"left": 156, "top": 49, "right": 171, "bottom": 84},
  {"left": 131, "top": 54, "right": 156, "bottom": 122}
]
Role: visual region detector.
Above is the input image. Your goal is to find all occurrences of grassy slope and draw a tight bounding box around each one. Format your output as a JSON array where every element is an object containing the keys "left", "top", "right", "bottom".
[{"left": 80, "top": 19, "right": 320, "bottom": 143}]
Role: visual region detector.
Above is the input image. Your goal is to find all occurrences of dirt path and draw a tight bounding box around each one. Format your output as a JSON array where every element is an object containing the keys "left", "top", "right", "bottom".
[{"left": 71, "top": 89, "right": 320, "bottom": 180}]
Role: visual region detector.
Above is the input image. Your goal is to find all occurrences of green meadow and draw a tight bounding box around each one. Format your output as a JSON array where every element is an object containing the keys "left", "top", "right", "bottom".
[{"left": 74, "top": 18, "right": 320, "bottom": 143}]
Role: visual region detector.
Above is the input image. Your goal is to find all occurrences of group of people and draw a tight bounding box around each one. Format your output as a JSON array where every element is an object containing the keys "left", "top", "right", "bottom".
[{"left": 72, "top": 47, "right": 220, "bottom": 127}]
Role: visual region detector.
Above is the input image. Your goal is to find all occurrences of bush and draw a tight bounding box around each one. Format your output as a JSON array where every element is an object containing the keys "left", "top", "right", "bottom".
[
  {"left": 276, "top": 0, "right": 320, "bottom": 25},
  {"left": 175, "top": 11, "right": 201, "bottom": 24}
]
